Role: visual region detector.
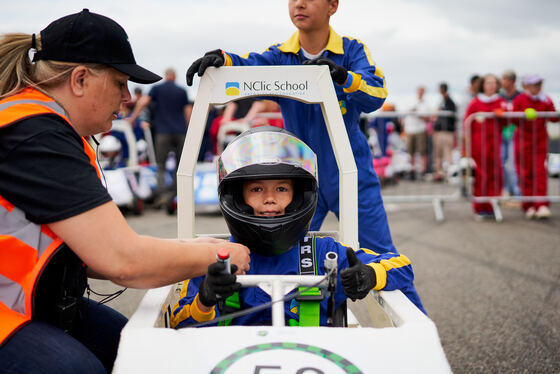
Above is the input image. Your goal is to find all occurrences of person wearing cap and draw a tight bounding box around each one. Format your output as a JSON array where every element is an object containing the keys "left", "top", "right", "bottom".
[
  {"left": 171, "top": 126, "right": 424, "bottom": 329},
  {"left": 512, "top": 74, "right": 558, "bottom": 219},
  {"left": 0, "top": 9, "right": 250, "bottom": 374}
]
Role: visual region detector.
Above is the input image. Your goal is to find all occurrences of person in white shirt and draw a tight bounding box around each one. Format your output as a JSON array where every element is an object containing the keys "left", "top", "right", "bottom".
[{"left": 403, "top": 86, "right": 431, "bottom": 179}]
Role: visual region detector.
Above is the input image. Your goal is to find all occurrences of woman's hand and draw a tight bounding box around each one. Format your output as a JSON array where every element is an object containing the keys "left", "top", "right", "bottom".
[{"left": 218, "top": 242, "right": 251, "bottom": 274}]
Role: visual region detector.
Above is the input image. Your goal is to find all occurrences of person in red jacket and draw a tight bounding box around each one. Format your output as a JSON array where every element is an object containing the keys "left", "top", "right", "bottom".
[
  {"left": 512, "top": 74, "right": 558, "bottom": 219},
  {"left": 463, "top": 74, "right": 507, "bottom": 219}
]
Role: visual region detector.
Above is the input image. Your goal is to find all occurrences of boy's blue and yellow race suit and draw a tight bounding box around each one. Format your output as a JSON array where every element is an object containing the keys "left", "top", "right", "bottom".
[
  {"left": 171, "top": 236, "right": 425, "bottom": 328},
  {"left": 221, "top": 28, "right": 394, "bottom": 256}
]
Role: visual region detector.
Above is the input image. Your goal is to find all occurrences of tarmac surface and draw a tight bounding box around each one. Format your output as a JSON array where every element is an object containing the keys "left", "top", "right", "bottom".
[{"left": 89, "top": 182, "right": 560, "bottom": 374}]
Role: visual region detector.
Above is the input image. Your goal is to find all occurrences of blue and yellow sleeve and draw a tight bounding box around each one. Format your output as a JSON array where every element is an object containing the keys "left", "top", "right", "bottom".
[
  {"left": 329, "top": 236, "right": 414, "bottom": 292},
  {"left": 170, "top": 277, "right": 216, "bottom": 328},
  {"left": 356, "top": 247, "right": 414, "bottom": 291},
  {"left": 225, "top": 44, "right": 281, "bottom": 67},
  {"left": 341, "top": 37, "right": 387, "bottom": 113}
]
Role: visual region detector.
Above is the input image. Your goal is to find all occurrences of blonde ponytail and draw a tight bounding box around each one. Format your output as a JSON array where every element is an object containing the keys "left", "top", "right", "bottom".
[
  {"left": 0, "top": 33, "right": 36, "bottom": 99},
  {"left": 0, "top": 33, "right": 108, "bottom": 100}
]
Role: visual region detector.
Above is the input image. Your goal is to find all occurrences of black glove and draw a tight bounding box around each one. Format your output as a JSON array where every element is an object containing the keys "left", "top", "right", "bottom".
[
  {"left": 340, "top": 248, "right": 376, "bottom": 301},
  {"left": 198, "top": 262, "right": 241, "bottom": 307},
  {"left": 186, "top": 49, "right": 225, "bottom": 86},
  {"left": 302, "top": 57, "right": 348, "bottom": 85}
]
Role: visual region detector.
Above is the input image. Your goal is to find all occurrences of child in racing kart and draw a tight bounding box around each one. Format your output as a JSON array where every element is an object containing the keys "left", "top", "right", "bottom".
[{"left": 171, "top": 126, "right": 424, "bottom": 328}]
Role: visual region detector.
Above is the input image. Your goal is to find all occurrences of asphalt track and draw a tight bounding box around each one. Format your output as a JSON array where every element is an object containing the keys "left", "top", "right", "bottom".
[{"left": 89, "top": 187, "right": 560, "bottom": 374}]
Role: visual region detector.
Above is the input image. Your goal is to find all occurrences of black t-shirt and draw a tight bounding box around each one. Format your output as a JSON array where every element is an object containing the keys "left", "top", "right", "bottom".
[
  {"left": 0, "top": 114, "right": 112, "bottom": 224},
  {"left": 434, "top": 96, "right": 457, "bottom": 132},
  {"left": 233, "top": 97, "right": 258, "bottom": 119}
]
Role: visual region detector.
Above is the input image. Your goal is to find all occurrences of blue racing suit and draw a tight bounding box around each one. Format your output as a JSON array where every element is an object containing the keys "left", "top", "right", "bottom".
[
  {"left": 223, "top": 28, "right": 394, "bottom": 255},
  {"left": 171, "top": 235, "right": 425, "bottom": 328}
]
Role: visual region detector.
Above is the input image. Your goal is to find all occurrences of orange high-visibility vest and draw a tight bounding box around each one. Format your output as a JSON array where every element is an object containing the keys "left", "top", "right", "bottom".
[{"left": 0, "top": 88, "right": 100, "bottom": 345}]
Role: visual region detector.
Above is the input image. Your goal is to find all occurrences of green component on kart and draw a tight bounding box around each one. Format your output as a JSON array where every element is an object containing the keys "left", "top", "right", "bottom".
[
  {"left": 219, "top": 287, "right": 323, "bottom": 326},
  {"left": 218, "top": 292, "right": 240, "bottom": 326},
  {"left": 294, "top": 286, "right": 322, "bottom": 326}
]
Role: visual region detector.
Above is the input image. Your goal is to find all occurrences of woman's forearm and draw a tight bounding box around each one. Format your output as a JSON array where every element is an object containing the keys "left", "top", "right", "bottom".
[{"left": 49, "top": 201, "right": 250, "bottom": 288}]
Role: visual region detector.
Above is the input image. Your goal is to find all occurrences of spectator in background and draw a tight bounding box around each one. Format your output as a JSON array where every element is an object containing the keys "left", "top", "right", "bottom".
[
  {"left": 466, "top": 75, "right": 481, "bottom": 100},
  {"left": 499, "top": 69, "right": 521, "bottom": 199},
  {"left": 220, "top": 97, "right": 258, "bottom": 125},
  {"left": 109, "top": 101, "right": 150, "bottom": 163},
  {"left": 209, "top": 97, "right": 257, "bottom": 155},
  {"left": 512, "top": 74, "right": 558, "bottom": 219},
  {"left": 198, "top": 106, "right": 220, "bottom": 162},
  {"left": 458, "top": 75, "right": 482, "bottom": 147},
  {"left": 463, "top": 74, "right": 507, "bottom": 220},
  {"left": 129, "top": 68, "right": 192, "bottom": 206},
  {"left": 131, "top": 87, "right": 143, "bottom": 109},
  {"left": 403, "top": 86, "right": 430, "bottom": 180},
  {"left": 242, "top": 99, "right": 283, "bottom": 128},
  {"left": 459, "top": 75, "right": 481, "bottom": 115},
  {"left": 368, "top": 102, "right": 400, "bottom": 157},
  {"left": 471, "top": 75, "right": 482, "bottom": 95},
  {"left": 432, "top": 82, "right": 457, "bottom": 182},
  {"left": 210, "top": 99, "right": 284, "bottom": 155},
  {"left": 131, "top": 88, "right": 151, "bottom": 129}
]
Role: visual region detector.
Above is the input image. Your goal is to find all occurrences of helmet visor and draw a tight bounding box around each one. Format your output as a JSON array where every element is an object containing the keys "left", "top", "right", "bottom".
[{"left": 218, "top": 131, "right": 317, "bottom": 183}]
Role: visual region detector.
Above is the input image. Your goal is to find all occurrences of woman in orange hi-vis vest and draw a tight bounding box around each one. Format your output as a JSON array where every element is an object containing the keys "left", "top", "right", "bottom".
[{"left": 0, "top": 10, "right": 250, "bottom": 374}]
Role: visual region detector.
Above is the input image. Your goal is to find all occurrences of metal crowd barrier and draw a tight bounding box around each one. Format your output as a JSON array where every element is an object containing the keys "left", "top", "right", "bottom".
[
  {"left": 463, "top": 111, "right": 560, "bottom": 221},
  {"left": 365, "top": 110, "right": 461, "bottom": 221}
]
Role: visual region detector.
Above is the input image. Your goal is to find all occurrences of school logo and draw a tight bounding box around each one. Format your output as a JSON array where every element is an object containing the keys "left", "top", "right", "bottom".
[
  {"left": 225, "top": 82, "right": 240, "bottom": 96},
  {"left": 225, "top": 80, "right": 309, "bottom": 97}
]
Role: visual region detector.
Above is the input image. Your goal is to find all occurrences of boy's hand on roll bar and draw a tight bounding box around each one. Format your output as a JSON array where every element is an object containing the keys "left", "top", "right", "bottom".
[
  {"left": 302, "top": 57, "right": 348, "bottom": 85},
  {"left": 186, "top": 49, "right": 225, "bottom": 86}
]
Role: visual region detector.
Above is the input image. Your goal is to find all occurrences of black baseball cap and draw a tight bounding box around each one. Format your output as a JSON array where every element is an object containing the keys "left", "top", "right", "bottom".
[{"left": 33, "top": 9, "right": 161, "bottom": 84}]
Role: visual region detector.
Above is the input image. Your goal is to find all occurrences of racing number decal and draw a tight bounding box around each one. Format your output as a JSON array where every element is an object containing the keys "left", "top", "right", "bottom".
[{"left": 210, "top": 342, "right": 363, "bottom": 373}]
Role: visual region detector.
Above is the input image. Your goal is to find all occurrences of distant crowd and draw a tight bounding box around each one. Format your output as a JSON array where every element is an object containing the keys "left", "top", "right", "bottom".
[{"left": 363, "top": 70, "right": 558, "bottom": 220}]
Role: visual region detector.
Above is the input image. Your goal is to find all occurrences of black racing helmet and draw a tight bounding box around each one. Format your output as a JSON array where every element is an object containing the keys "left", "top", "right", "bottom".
[{"left": 217, "top": 126, "right": 318, "bottom": 256}]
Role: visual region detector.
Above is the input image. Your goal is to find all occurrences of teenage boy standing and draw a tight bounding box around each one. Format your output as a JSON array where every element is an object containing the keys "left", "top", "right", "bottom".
[{"left": 187, "top": 0, "right": 398, "bottom": 253}]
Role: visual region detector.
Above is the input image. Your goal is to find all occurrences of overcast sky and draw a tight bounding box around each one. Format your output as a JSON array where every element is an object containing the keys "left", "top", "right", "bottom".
[{"left": 2, "top": 0, "right": 560, "bottom": 108}]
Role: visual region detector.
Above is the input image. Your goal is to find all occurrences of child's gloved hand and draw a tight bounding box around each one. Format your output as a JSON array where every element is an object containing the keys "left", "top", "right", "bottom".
[
  {"left": 302, "top": 57, "right": 348, "bottom": 85},
  {"left": 198, "top": 262, "right": 241, "bottom": 307},
  {"left": 186, "top": 49, "right": 225, "bottom": 86},
  {"left": 340, "top": 248, "right": 376, "bottom": 301}
]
